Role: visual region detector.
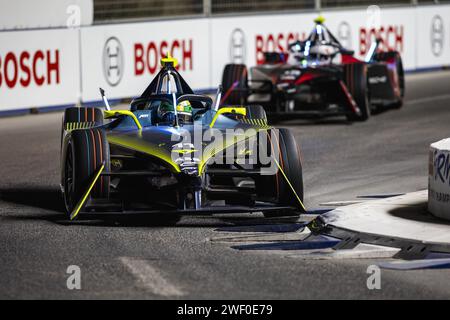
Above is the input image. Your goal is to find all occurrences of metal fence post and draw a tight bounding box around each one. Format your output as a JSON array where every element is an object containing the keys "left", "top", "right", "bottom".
[
  {"left": 315, "top": 0, "right": 321, "bottom": 11},
  {"left": 203, "top": 0, "right": 211, "bottom": 16}
]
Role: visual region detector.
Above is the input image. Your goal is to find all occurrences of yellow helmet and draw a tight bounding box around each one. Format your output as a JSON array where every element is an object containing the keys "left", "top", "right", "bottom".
[{"left": 176, "top": 100, "right": 193, "bottom": 123}]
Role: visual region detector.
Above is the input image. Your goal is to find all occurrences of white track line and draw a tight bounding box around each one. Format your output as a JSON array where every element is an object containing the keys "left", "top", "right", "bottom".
[
  {"left": 407, "top": 93, "right": 450, "bottom": 106},
  {"left": 119, "top": 257, "right": 184, "bottom": 297}
]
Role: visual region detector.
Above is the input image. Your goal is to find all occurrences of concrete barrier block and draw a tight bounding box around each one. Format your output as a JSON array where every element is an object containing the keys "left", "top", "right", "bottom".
[{"left": 429, "top": 138, "right": 450, "bottom": 220}]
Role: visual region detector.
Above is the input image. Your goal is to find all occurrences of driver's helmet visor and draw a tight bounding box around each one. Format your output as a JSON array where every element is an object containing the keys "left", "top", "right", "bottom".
[{"left": 176, "top": 100, "right": 193, "bottom": 123}]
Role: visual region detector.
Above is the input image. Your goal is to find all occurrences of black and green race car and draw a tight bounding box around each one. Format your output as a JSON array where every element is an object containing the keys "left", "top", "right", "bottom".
[{"left": 60, "top": 55, "right": 305, "bottom": 222}]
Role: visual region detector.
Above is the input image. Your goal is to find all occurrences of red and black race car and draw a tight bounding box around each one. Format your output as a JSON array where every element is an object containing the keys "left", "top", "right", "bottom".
[{"left": 221, "top": 17, "right": 405, "bottom": 122}]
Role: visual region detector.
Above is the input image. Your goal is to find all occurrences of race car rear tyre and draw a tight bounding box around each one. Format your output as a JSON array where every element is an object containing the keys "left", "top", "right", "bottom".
[
  {"left": 240, "top": 105, "right": 268, "bottom": 126},
  {"left": 221, "top": 64, "right": 248, "bottom": 105},
  {"left": 63, "top": 128, "right": 110, "bottom": 215},
  {"left": 394, "top": 53, "right": 405, "bottom": 100},
  {"left": 246, "top": 105, "right": 267, "bottom": 121},
  {"left": 344, "top": 63, "right": 370, "bottom": 122},
  {"left": 375, "top": 51, "right": 405, "bottom": 101},
  {"left": 393, "top": 53, "right": 405, "bottom": 108},
  {"left": 255, "top": 128, "right": 305, "bottom": 217}
]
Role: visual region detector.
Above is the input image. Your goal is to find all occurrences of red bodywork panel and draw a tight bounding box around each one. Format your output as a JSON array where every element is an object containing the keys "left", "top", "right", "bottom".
[
  {"left": 341, "top": 54, "right": 362, "bottom": 64},
  {"left": 295, "top": 72, "right": 320, "bottom": 85}
]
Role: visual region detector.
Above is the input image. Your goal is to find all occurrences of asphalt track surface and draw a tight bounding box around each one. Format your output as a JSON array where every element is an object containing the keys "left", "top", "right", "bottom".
[{"left": 1, "top": 71, "right": 450, "bottom": 299}]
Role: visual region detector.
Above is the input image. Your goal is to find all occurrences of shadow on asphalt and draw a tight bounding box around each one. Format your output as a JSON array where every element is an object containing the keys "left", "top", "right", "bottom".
[
  {"left": 271, "top": 104, "right": 398, "bottom": 126},
  {"left": 389, "top": 201, "right": 450, "bottom": 226},
  {"left": 0, "top": 186, "right": 300, "bottom": 228},
  {"left": 3, "top": 212, "right": 300, "bottom": 229},
  {"left": 0, "top": 186, "right": 64, "bottom": 212},
  {"left": 271, "top": 117, "right": 352, "bottom": 126}
]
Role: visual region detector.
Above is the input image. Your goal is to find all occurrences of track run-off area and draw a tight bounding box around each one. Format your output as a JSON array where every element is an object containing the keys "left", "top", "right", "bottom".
[{"left": 1, "top": 71, "right": 450, "bottom": 299}]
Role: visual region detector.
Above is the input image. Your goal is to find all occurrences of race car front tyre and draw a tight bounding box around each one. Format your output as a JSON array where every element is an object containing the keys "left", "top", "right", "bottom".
[
  {"left": 61, "top": 107, "right": 104, "bottom": 147},
  {"left": 63, "top": 128, "right": 110, "bottom": 216},
  {"left": 63, "top": 107, "right": 104, "bottom": 129},
  {"left": 344, "top": 63, "right": 370, "bottom": 122},
  {"left": 221, "top": 64, "right": 249, "bottom": 105},
  {"left": 256, "top": 128, "right": 305, "bottom": 217}
]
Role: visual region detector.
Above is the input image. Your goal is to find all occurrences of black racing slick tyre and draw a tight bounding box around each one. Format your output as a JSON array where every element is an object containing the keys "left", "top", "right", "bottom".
[
  {"left": 246, "top": 105, "right": 267, "bottom": 121},
  {"left": 221, "top": 64, "right": 248, "bottom": 105},
  {"left": 63, "top": 107, "right": 104, "bottom": 129},
  {"left": 61, "top": 107, "right": 104, "bottom": 147},
  {"left": 375, "top": 51, "right": 405, "bottom": 98},
  {"left": 255, "top": 128, "right": 305, "bottom": 217},
  {"left": 239, "top": 105, "right": 268, "bottom": 126},
  {"left": 63, "top": 128, "right": 110, "bottom": 215},
  {"left": 375, "top": 51, "right": 405, "bottom": 108},
  {"left": 344, "top": 63, "right": 370, "bottom": 122}
]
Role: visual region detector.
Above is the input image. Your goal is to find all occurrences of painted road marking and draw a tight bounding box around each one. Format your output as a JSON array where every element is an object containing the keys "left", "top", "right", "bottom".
[
  {"left": 378, "top": 258, "right": 450, "bottom": 270},
  {"left": 319, "top": 200, "right": 364, "bottom": 207},
  {"left": 119, "top": 257, "right": 184, "bottom": 297},
  {"left": 321, "top": 190, "right": 450, "bottom": 244},
  {"left": 287, "top": 244, "right": 400, "bottom": 260},
  {"left": 209, "top": 227, "right": 311, "bottom": 244},
  {"left": 215, "top": 223, "right": 307, "bottom": 233},
  {"left": 231, "top": 235, "right": 340, "bottom": 251}
]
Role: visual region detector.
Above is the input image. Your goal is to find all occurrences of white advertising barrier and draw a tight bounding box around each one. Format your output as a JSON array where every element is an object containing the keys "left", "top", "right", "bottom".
[
  {"left": 211, "top": 7, "right": 416, "bottom": 86},
  {"left": 80, "top": 19, "right": 210, "bottom": 103},
  {"left": 0, "top": 28, "right": 81, "bottom": 111},
  {"left": 2, "top": 4, "right": 450, "bottom": 111},
  {"left": 429, "top": 139, "right": 450, "bottom": 221},
  {"left": 0, "top": 0, "right": 93, "bottom": 30},
  {"left": 416, "top": 5, "right": 450, "bottom": 69}
]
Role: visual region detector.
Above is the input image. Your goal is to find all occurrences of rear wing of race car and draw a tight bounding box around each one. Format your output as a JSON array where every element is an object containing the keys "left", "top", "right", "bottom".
[{"left": 263, "top": 52, "right": 289, "bottom": 64}]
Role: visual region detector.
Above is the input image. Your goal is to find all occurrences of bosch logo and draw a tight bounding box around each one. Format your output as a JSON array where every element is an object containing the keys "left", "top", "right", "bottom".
[
  {"left": 103, "top": 37, "right": 124, "bottom": 86},
  {"left": 0, "top": 50, "right": 60, "bottom": 89},
  {"left": 229, "top": 28, "right": 246, "bottom": 64},
  {"left": 337, "top": 22, "right": 352, "bottom": 49},
  {"left": 431, "top": 15, "right": 444, "bottom": 57}
]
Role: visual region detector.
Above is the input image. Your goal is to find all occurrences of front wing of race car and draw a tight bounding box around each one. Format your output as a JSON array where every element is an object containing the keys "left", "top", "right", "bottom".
[{"left": 69, "top": 153, "right": 301, "bottom": 220}]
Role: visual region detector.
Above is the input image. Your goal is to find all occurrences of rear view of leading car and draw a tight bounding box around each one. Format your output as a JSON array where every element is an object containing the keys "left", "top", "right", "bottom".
[{"left": 221, "top": 16, "right": 405, "bottom": 122}]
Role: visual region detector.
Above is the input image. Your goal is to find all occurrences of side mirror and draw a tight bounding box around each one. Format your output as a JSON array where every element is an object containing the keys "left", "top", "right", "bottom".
[
  {"left": 213, "top": 85, "right": 223, "bottom": 111},
  {"left": 99, "top": 87, "right": 111, "bottom": 111},
  {"left": 104, "top": 110, "right": 142, "bottom": 130}
]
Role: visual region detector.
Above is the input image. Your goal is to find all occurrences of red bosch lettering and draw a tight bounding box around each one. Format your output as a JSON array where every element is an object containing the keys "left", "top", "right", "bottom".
[
  {"left": 134, "top": 39, "right": 194, "bottom": 76},
  {"left": 0, "top": 49, "right": 60, "bottom": 88},
  {"left": 255, "top": 32, "right": 305, "bottom": 64},
  {"left": 359, "top": 25, "right": 404, "bottom": 55}
]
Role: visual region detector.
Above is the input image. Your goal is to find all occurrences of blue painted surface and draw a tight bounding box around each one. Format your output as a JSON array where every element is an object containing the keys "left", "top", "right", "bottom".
[
  {"left": 378, "top": 258, "right": 450, "bottom": 270},
  {"left": 357, "top": 193, "right": 404, "bottom": 199},
  {"left": 0, "top": 99, "right": 124, "bottom": 118},
  {"left": 305, "top": 208, "right": 333, "bottom": 215},
  {"left": 216, "top": 223, "right": 307, "bottom": 233},
  {"left": 231, "top": 235, "right": 340, "bottom": 251},
  {"left": 0, "top": 109, "right": 31, "bottom": 117}
]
